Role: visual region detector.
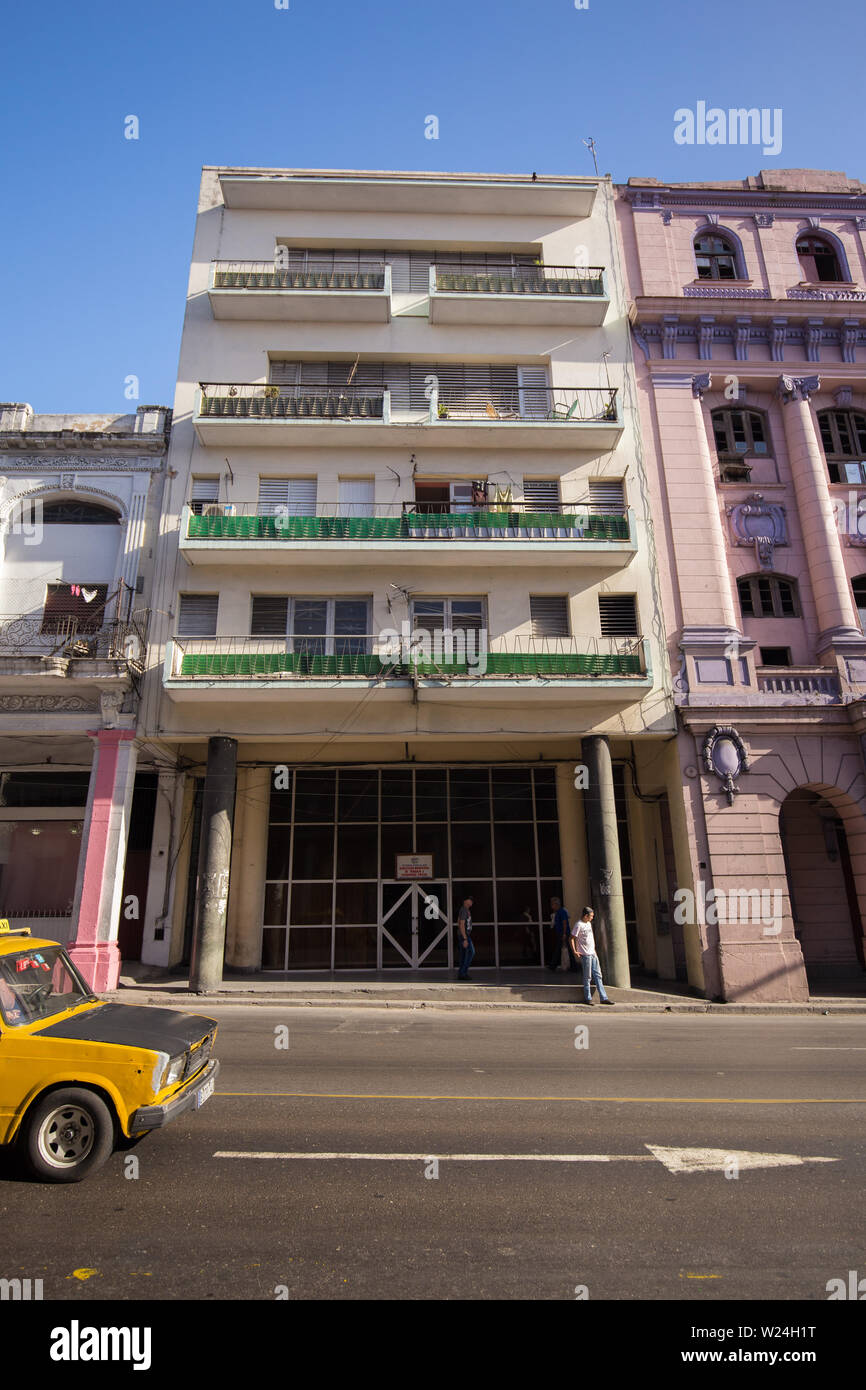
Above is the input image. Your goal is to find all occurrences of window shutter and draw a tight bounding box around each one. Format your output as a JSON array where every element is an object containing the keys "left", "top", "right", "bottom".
[
  {"left": 251, "top": 597, "right": 289, "bottom": 635},
  {"left": 598, "top": 594, "right": 639, "bottom": 636},
  {"left": 388, "top": 252, "right": 432, "bottom": 293},
  {"left": 529, "top": 596, "right": 570, "bottom": 638},
  {"left": 190, "top": 477, "right": 220, "bottom": 515},
  {"left": 177, "top": 594, "right": 218, "bottom": 637},
  {"left": 257, "top": 479, "right": 317, "bottom": 515},
  {"left": 588, "top": 479, "right": 625, "bottom": 513},
  {"left": 517, "top": 366, "right": 550, "bottom": 420},
  {"left": 338, "top": 479, "right": 375, "bottom": 514},
  {"left": 523, "top": 479, "right": 560, "bottom": 511}
]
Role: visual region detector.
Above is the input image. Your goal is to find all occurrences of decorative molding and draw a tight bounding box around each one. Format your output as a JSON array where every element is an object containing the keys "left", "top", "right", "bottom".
[
  {"left": 805, "top": 215, "right": 822, "bottom": 229},
  {"left": 778, "top": 374, "right": 820, "bottom": 402},
  {"left": 705, "top": 213, "right": 720, "bottom": 226},
  {"left": 662, "top": 316, "right": 680, "bottom": 359},
  {"left": 841, "top": 323, "right": 860, "bottom": 365},
  {"left": 771, "top": 318, "right": 788, "bottom": 362},
  {"left": 0, "top": 695, "right": 97, "bottom": 712},
  {"left": 755, "top": 213, "right": 775, "bottom": 228},
  {"left": 735, "top": 316, "right": 751, "bottom": 362},
  {"left": 698, "top": 316, "right": 715, "bottom": 361},
  {"left": 0, "top": 455, "right": 163, "bottom": 472},
  {"left": 661, "top": 209, "right": 672, "bottom": 225},
  {"left": 630, "top": 325, "right": 650, "bottom": 360},
  {"left": 673, "top": 651, "right": 690, "bottom": 697},
  {"left": 692, "top": 372, "right": 711, "bottom": 400},
  {"left": 727, "top": 492, "right": 788, "bottom": 569},
  {"left": 0, "top": 482, "right": 130, "bottom": 527},
  {"left": 703, "top": 725, "right": 750, "bottom": 806},
  {"left": 804, "top": 318, "right": 824, "bottom": 362},
  {"left": 835, "top": 385, "right": 854, "bottom": 407},
  {"left": 682, "top": 286, "right": 771, "bottom": 299},
  {"left": 787, "top": 287, "right": 866, "bottom": 301}
]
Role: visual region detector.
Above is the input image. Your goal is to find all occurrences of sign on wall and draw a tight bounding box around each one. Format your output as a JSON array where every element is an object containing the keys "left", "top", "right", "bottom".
[{"left": 395, "top": 854, "right": 434, "bottom": 880}]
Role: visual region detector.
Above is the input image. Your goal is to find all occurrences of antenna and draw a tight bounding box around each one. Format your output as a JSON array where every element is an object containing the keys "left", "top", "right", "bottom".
[
  {"left": 601, "top": 350, "right": 612, "bottom": 391},
  {"left": 583, "top": 137, "right": 599, "bottom": 176}
]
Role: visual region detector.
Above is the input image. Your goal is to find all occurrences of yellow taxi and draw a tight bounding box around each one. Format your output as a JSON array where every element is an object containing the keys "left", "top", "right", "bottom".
[{"left": 0, "top": 922, "right": 219, "bottom": 1182}]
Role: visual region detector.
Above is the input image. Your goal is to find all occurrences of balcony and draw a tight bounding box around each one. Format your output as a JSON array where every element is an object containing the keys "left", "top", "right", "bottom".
[
  {"left": 756, "top": 666, "right": 842, "bottom": 704},
  {"left": 164, "top": 634, "right": 651, "bottom": 706},
  {"left": 430, "top": 263, "right": 608, "bottom": 326},
  {"left": 194, "top": 384, "right": 622, "bottom": 450},
  {"left": 0, "top": 614, "right": 147, "bottom": 694},
  {"left": 179, "top": 502, "right": 636, "bottom": 569},
  {"left": 208, "top": 261, "right": 391, "bottom": 322}
]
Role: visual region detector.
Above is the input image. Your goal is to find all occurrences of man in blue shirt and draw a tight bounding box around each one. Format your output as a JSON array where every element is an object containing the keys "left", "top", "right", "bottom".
[{"left": 547, "top": 896, "right": 579, "bottom": 971}]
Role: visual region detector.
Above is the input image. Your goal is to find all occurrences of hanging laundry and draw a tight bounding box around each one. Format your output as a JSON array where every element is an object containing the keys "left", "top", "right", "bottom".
[
  {"left": 81, "top": 588, "right": 98, "bottom": 603},
  {"left": 69, "top": 584, "right": 81, "bottom": 596}
]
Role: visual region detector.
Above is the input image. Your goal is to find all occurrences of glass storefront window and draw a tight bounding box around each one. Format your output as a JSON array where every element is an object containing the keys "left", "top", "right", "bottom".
[
  {"left": 263, "top": 767, "right": 569, "bottom": 970},
  {"left": 0, "top": 820, "right": 83, "bottom": 916}
]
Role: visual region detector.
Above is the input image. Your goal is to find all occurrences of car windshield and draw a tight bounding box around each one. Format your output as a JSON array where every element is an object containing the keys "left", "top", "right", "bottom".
[{"left": 0, "top": 945, "right": 95, "bottom": 1027}]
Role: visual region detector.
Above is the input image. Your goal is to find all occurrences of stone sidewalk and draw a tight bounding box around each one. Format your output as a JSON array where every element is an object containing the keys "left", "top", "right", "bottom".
[{"left": 103, "top": 965, "right": 866, "bottom": 1015}]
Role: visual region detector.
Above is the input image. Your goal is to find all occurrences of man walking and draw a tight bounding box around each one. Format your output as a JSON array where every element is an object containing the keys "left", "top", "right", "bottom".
[
  {"left": 570, "top": 906, "right": 615, "bottom": 1005},
  {"left": 456, "top": 895, "right": 475, "bottom": 980}
]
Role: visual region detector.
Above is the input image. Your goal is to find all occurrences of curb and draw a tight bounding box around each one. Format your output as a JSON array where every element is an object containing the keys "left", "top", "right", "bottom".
[{"left": 103, "top": 990, "right": 866, "bottom": 1017}]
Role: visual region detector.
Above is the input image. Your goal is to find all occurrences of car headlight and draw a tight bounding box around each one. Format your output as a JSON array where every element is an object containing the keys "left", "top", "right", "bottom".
[{"left": 152, "top": 1051, "right": 186, "bottom": 1092}]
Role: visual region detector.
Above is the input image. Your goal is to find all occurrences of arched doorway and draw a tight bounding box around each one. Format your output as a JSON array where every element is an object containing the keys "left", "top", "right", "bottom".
[{"left": 779, "top": 788, "right": 866, "bottom": 986}]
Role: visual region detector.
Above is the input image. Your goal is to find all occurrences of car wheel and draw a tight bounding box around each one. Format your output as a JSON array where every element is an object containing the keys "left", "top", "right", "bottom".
[{"left": 21, "top": 1088, "right": 115, "bottom": 1183}]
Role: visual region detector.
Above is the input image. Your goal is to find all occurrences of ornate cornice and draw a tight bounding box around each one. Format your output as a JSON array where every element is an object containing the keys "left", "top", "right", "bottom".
[
  {"left": 625, "top": 187, "right": 866, "bottom": 216},
  {"left": 0, "top": 455, "right": 164, "bottom": 472},
  {"left": 0, "top": 695, "right": 98, "bottom": 712}
]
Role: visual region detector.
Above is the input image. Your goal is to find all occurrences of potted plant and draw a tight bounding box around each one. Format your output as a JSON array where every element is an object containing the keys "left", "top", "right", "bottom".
[{"left": 437, "top": 403, "right": 449, "bottom": 419}]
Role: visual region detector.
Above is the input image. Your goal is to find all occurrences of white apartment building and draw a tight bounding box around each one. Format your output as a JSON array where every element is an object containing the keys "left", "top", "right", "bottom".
[{"left": 141, "top": 167, "right": 679, "bottom": 983}]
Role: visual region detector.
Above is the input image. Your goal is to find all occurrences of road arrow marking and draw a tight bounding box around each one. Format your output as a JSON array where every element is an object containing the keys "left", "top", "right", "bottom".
[
  {"left": 213, "top": 1146, "right": 838, "bottom": 1170},
  {"left": 645, "top": 1145, "right": 837, "bottom": 1173}
]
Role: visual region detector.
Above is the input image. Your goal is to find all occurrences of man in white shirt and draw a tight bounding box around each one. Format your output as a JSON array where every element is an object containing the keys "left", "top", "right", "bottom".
[{"left": 569, "top": 907, "right": 615, "bottom": 1005}]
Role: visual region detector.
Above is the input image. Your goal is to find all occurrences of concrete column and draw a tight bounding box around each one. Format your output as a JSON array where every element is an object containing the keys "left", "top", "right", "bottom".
[
  {"left": 651, "top": 373, "right": 739, "bottom": 633},
  {"left": 555, "top": 761, "right": 587, "bottom": 921},
  {"left": 141, "top": 769, "right": 186, "bottom": 968},
  {"left": 189, "top": 737, "right": 237, "bottom": 992},
  {"left": 778, "top": 376, "right": 862, "bottom": 652},
  {"left": 226, "top": 766, "right": 270, "bottom": 971},
  {"left": 582, "top": 735, "right": 630, "bottom": 989},
  {"left": 69, "top": 730, "right": 138, "bottom": 991}
]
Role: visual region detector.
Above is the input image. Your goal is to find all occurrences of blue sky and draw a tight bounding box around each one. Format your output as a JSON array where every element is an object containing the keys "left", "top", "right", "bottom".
[{"left": 2, "top": 0, "right": 863, "bottom": 413}]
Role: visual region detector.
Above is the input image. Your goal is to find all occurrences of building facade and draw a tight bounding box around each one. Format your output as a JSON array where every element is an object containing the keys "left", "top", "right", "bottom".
[
  {"left": 0, "top": 403, "right": 170, "bottom": 988},
  {"left": 141, "top": 166, "right": 683, "bottom": 984},
  {"left": 617, "top": 168, "right": 866, "bottom": 1001}
]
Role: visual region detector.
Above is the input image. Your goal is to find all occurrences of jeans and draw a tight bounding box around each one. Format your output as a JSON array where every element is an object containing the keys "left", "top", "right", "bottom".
[
  {"left": 580, "top": 952, "right": 609, "bottom": 1002},
  {"left": 458, "top": 936, "right": 475, "bottom": 977}
]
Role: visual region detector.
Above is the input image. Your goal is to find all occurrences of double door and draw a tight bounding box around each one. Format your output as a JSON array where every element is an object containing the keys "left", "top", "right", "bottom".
[{"left": 380, "top": 881, "right": 451, "bottom": 968}]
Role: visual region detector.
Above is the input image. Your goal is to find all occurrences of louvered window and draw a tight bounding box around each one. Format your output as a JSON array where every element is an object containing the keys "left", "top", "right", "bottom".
[
  {"left": 267, "top": 361, "right": 542, "bottom": 418},
  {"left": 190, "top": 477, "right": 220, "bottom": 516},
  {"left": 251, "top": 598, "right": 370, "bottom": 653},
  {"left": 529, "top": 596, "right": 570, "bottom": 638},
  {"left": 388, "top": 252, "right": 434, "bottom": 293},
  {"left": 257, "top": 478, "right": 317, "bottom": 516},
  {"left": 522, "top": 480, "right": 560, "bottom": 512},
  {"left": 599, "top": 594, "right": 639, "bottom": 636},
  {"left": 588, "top": 479, "right": 626, "bottom": 513},
  {"left": 41, "top": 584, "right": 109, "bottom": 635},
  {"left": 411, "top": 599, "right": 485, "bottom": 634},
  {"left": 177, "top": 594, "right": 219, "bottom": 637}
]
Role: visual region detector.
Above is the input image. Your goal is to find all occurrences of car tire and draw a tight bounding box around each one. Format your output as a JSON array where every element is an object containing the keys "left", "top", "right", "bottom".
[{"left": 21, "top": 1087, "right": 115, "bottom": 1183}]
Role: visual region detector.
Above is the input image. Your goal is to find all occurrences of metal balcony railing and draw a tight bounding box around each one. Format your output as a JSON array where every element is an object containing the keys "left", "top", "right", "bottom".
[
  {"left": 169, "top": 634, "right": 647, "bottom": 681},
  {"left": 433, "top": 263, "right": 605, "bottom": 296},
  {"left": 212, "top": 260, "right": 387, "bottom": 291},
  {"left": 197, "top": 384, "right": 619, "bottom": 425},
  {"left": 0, "top": 614, "right": 148, "bottom": 668},
  {"left": 184, "top": 500, "right": 630, "bottom": 543}
]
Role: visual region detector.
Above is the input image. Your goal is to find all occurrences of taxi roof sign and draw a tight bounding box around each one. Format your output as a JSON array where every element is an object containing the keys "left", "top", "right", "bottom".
[{"left": 0, "top": 921, "right": 31, "bottom": 936}]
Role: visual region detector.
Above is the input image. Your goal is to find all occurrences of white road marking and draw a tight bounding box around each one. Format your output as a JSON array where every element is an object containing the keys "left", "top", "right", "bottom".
[
  {"left": 792, "top": 1047, "right": 866, "bottom": 1051},
  {"left": 214, "top": 1145, "right": 838, "bottom": 1171}
]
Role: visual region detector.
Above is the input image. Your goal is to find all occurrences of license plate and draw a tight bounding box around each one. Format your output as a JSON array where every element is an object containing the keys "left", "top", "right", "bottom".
[{"left": 195, "top": 1076, "right": 215, "bottom": 1108}]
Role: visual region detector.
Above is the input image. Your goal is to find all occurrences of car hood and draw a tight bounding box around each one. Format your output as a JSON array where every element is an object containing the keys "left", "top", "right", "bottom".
[{"left": 34, "top": 1003, "right": 217, "bottom": 1053}]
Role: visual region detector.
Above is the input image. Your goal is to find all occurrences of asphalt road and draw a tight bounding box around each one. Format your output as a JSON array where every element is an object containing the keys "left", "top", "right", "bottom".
[{"left": 2, "top": 1008, "right": 864, "bottom": 1302}]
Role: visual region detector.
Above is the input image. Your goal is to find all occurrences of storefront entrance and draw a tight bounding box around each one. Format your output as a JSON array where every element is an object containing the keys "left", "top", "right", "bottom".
[{"left": 380, "top": 881, "right": 451, "bottom": 968}]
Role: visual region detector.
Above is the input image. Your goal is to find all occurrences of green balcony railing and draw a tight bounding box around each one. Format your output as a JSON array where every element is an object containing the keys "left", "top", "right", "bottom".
[{"left": 185, "top": 506, "right": 631, "bottom": 543}]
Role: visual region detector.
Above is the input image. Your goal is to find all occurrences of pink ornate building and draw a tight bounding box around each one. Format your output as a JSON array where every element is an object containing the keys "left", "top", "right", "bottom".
[{"left": 617, "top": 168, "right": 866, "bottom": 1001}]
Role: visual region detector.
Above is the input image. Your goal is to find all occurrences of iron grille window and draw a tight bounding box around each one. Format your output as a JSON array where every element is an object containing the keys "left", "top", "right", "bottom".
[
  {"left": 177, "top": 594, "right": 219, "bottom": 636},
  {"left": 737, "top": 575, "right": 799, "bottom": 618},
  {"left": 598, "top": 594, "right": 639, "bottom": 636},
  {"left": 41, "top": 502, "right": 120, "bottom": 525},
  {"left": 818, "top": 409, "right": 866, "bottom": 484},
  {"left": 694, "top": 233, "right": 739, "bottom": 280},
  {"left": 40, "top": 584, "right": 108, "bottom": 635},
  {"left": 588, "top": 479, "right": 626, "bottom": 513},
  {"left": 529, "top": 596, "right": 570, "bottom": 638},
  {"left": 853, "top": 576, "right": 866, "bottom": 632},
  {"left": 711, "top": 408, "right": 771, "bottom": 457}
]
